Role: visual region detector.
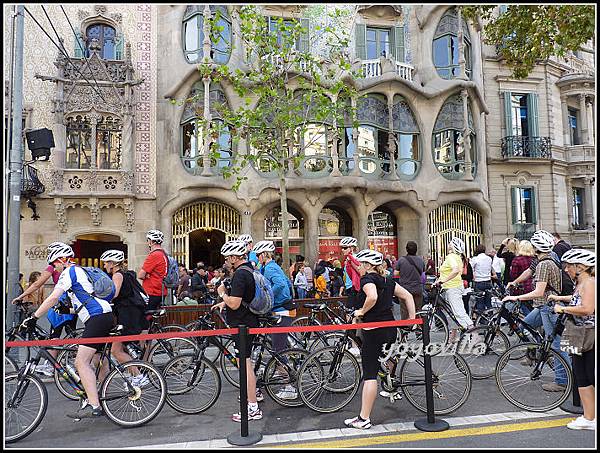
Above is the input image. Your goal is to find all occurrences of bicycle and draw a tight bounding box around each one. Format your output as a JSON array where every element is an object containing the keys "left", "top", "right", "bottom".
[
  {"left": 5, "top": 323, "right": 167, "bottom": 443},
  {"left": 297, "top": 322, "right": 472, "bottom": 414},
  {"left": 494, "top": 309, "right": 573, "bottom": 412},
  {"left": 458, "top": 297, "right": 544, "bottom": 379}
]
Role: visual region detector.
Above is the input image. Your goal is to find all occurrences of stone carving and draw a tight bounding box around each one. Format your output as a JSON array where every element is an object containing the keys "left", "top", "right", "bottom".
[
  {"left": 52, "top": 169, "right": 65, "bottom": 191},
  {"left": 103, "top": 176, "right": 118, "bottom": 190},
  {"left": 55, "top": 199, "right": 68, "bottom": 233},
  {"left": 87, "top": 171, "right": 98, "bottom": 192},
  {"left": 122, "top": 171, "right": 135, "bottom": 192},
  {"left": 306, "top": 192, "right": 321, "bottom": 207},
  {"left": 95, "top": 5, "right": 108, "bottom": 15},
  {"left": 25, "top": 246, "right": 49, "bottom": 261},
  {"left": 110, "top": 13, "right": 123, "bottom": 24},
  {"left": 89, "top": 198, "right": 101, "bottom": 226},
  {"left": 124, "top": 198, "right": 135, "bottom": 232},
  {"left": 68, "top": 175, "right": 84, "bottom": 190},
  {"left": 78, "top": 10, "right": 90, "bottom": 21}
]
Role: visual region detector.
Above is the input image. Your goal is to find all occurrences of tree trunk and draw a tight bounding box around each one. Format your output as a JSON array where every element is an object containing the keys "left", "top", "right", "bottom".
[{"left": 279, "top": 173, "right": 291, "bottom": 277}]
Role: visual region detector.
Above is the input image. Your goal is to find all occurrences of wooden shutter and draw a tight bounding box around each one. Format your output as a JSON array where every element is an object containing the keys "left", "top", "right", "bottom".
[
  {"left": 115, "top": 34, "right": 124, "bottom": 60},
  {"left": 530, "top": 187, "right": 537, "bottom": 225},
  {"left": 74, "top": 31, "right": 85, "bottom": 58},
  {"left": 527, "top": 93, "right": 539, "bottom": 138},
  {"left": 502, "top": 91, "right": 512, "bottom": 138},
  {"left": 355, "top": 24, "right": 366, "bottom": 60},
  {"left": 392, "top": 26, "right": 405, "bottom": 62},
  {"left": 511, "top": 187, "right": 518, "bottom": 224},
  {"left": 299, "top": 18, "right": 310, "bottom": 53}
]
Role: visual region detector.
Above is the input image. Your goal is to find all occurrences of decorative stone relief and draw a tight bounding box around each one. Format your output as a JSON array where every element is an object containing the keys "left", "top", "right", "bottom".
[
  {"left": 306, "top": 192, "right": 321, "bottom": 207},
  {"left": 103, "top": 176, "right": 118, "bottom": 190},
  {"left": 124, "top": 198, "right": 135, "bottom": 231},
  {"left": 122, "top": 171, "right": 135, "bottom": 192},
  {"left": 87, "top": 170, "right": 98, "bottom": 192},
  {"left": 89, "top": 198, "right": 101, "bottom": 226},
  {"left": 52, "top": 169, "right": 65, "bottom": 191},
  {"left": 54, "top": 199, "right": 68, "bottom": 233},
  {"left": 68, "top": 175, "right": 84, "bottom": 190}
]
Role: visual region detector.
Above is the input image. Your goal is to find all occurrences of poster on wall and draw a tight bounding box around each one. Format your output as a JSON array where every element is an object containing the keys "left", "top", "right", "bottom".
[
  {"left": 318, "top": 237, "right": 342, "bottom": 262},
  {"left": 367, "top": 236, "right": 398, "bottom": 258}
]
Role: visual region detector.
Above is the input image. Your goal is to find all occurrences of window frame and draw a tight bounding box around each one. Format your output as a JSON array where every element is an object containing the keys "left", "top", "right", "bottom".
[
  {"left": 571, "top": 187, "right": 585, "bottom": 229},
  {"left": 182, "top": 7, "right": 232, "bottom": 64},
  {"left": 365, "top": 26, "right": 391, "bottom": 59},
  {"left": 511, "top": 185, "right": 537, "bottom": 225},
  {"left": 85, "top": 23, "right": 117, "bottom": 60}
]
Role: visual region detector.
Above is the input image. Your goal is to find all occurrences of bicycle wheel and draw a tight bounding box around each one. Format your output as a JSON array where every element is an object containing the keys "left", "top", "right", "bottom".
[
  {"left": 495, "top": 342, "right": 572, "bottom": 412},
  {"left": 219, "top": 339, "right": 240, "bottom": 388},
  {"left": 400, "top": 352, "right": 472, "bottom": 415},
  {"left": 162, "top": 324, "right": 189, "bottom": 332},
  {"left": 457, "top": 326, "right": 510, "bottom": 379},
  {"left": 308, "top": 332, "right": 347, "bottom": 353},
  {"left": 163, "top": 354, "right": 221, "bottom": 414},
  {"left": 298, "top": 346, "right": 361, "bottom": 413},
  {"left": 5, "top": 372, "right": 48, "bottom": 443},
  {"left": 147, "top": 337, "right": 198, "bottom": 370},
  {"left": 54, "top": 348, "right": 82, "bottom": 400},
  {"left": 5, "top": 355, "right": 18, "bottom": 373},
  {"left": 100, "top": 361, "right": 166, "bottom": 427},
  {"left": 408, "top": 311, "right": 449, "bottom": 351},
  {"left": 263, "top": 348, "right": 309, "bottom": 408},
  {"left": 289, "top": 316, "right": 321, "bottom": 350}
]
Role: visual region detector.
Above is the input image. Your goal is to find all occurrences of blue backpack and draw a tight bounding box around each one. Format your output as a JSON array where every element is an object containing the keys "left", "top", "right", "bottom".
[
  {"left": 47, "top": 293, "right": 76, "bottom": 328},
  {"left": 68, "top": 266, "right": 115, "bottom": 313},
  {"left": 239, "top": 267, "right": 274, "bottom": 315},
  {"left": 156, "top": 249, "right": 180, "bottom": 289}
]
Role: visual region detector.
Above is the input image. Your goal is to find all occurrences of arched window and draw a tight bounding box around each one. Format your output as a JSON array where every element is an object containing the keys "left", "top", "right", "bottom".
[
  {"left": 433, "top": 8, "right": 472, "bottom": 80},
  {"left": 393, "top": 95, "right": 421, "bottom": 178},
  {"left": 183, "top": 5, "right": 231, "bottom": 64},
  {"left": 432, "top": 94, "right": 477, "bottom": 179},
  {"left": 180, "top": 82, "right": 231, "bottom": 173},
  {"left": 85, "top": 24, "right": 117, "bottom": 59}
]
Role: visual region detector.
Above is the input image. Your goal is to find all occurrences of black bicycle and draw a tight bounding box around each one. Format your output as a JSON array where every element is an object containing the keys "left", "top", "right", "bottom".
[{"left": 5, "top": 323, "right": 167, "bottom": 443}]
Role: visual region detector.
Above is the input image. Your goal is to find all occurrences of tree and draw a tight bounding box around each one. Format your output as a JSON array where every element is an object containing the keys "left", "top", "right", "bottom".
[
  {"left": 189, "top": 5, "right": 361, "bottom": 275},
  {"left": 463, "top": 5, "right": 595, "bottom": 79}
]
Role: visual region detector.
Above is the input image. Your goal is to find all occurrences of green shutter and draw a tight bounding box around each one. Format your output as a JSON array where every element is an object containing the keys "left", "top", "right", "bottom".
[
  {"left": 115, "top": 34, "right": 124, "bottom": 60},
  {"left": 511, "top": 187, "right": 518, "bottom": 224},
  {"left": 355, "top": 24, "right": 366, "bottom": 60},
  {"left": 74, "top": 31, "right": 85, "bottom": 58},
  {"left": 527, "top": 93, "right": 539, "bottom": 138},
  {"left": 503, "top": 91, "right": 512, "bottom": 138},
  {"left": 392, "top": 26, "right": 405, "bottom": 62},
  {"left": 299, "top": 18, "right": 310, "bottom": 53},
  {"left": 530, "top": 187, "right": 537, "bottom": 225}
]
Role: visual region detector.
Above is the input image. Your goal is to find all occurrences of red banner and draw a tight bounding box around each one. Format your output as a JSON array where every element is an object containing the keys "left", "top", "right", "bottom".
[
  {"left": 318, "top": 238, "right": 342, "bottom": 262},
  {"left": 367, "top": 236, "right": 398, "bottom": 257}
]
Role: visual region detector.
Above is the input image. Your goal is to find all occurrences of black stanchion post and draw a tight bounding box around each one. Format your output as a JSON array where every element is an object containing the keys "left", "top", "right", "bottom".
[
  {"left": 414, "top": 315, "right": 449, "bottom": 432},
  {"left": 227, "top": 325, "right": 262, "bottom": 446},
  {"left": 560, "top": 355, "right": 583, "bottom": 414}
]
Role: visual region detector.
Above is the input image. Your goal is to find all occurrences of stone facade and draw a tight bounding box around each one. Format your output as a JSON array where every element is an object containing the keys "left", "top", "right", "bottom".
[{"left": 7, "top": 4, "right": 595, "bottom": 281}]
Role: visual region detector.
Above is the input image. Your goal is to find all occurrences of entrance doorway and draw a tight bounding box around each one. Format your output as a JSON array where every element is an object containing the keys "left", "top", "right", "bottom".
[
  {"left": 72, "top": 233, "right": 126, "bottom": 267},
  {"left": 189, "top": 228, "right": 226, "bottom": 269}
]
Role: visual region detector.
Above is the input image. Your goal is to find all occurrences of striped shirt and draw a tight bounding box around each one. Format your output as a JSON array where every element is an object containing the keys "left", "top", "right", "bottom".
[{"left": 55, "top": 266, "right": 112, "bottom": 324}]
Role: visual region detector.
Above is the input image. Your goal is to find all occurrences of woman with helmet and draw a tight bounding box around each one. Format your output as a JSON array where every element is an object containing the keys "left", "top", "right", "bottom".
[
  {"left": 503, "top": 229, "right": 571, "bottom": 392},
  {"left": 239, "top": 234, "right": 258, "bottom": 268},
  {"left": 101, "top": 249, "right": 149, "bottom": 376},
  {"left": 138, "top": 229, "right": 168, "bottom": 310},
  {"left": 20, "top": 243, "right": 114, "bottom": 419},
  {"left": 433, "top": 237, "right": 476, "bottom": 343},
  {"left": 548, "top": 249, "right": 595, "bottom": 431},
  {"left": 344, "top": 249, "right": 416, "bottom": 430},
  {"left": 340, "top": 237, "right": 361, "bottom": 309},
  {"left": 11, "top": 242, "right": 78, "bottom": 376}
]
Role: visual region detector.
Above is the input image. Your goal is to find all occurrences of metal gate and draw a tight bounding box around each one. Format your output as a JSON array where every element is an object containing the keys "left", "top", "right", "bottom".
[
  {"left": 172, "top": 201, "right": 242, "bottom": 267},
  {"left": 428, "top": 202, "right": 483, "bottom": 268}
]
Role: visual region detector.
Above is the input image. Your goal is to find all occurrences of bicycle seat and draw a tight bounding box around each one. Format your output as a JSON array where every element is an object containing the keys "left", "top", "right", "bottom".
[
  {"left": 144, "top": 309, "right": 166, "bottom": 317},
  {"left": 258, "top": 314, "right": 282, "bottom": 326},
  {"left": 303, "top": 303, "right": 326, "bottom": 311},
  {"left": 110, "top": 325, "right": 124, "bottom": 336}
]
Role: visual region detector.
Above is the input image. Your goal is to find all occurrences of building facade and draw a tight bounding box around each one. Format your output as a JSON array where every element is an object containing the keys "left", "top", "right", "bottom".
[{"left": 6, "top": 4, "right": 595, "bottom": 281}]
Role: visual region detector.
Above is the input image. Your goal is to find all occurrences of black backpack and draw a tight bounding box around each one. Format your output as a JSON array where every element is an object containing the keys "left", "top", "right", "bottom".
[{"left": 539, "top": 257, "right": 575, "bottom": 297}]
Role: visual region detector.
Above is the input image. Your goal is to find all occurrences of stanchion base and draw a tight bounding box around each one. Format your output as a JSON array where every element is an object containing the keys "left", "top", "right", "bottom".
[
  {"left": 227, "top": 431, "right": 263, "bottom": 446},
  {"left": 560, "top": 401, "right": 584, "bottom": 414},
  {"left": 414, "top": 418, "right": 450, "bottom": 432}
]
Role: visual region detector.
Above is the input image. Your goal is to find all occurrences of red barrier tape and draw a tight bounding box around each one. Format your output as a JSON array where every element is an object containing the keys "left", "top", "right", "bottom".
[{"left": 5, "top": 318, "right": 422, "bottom": 348}]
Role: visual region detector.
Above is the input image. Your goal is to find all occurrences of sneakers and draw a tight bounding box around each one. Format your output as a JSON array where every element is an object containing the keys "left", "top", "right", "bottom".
[
  {"left": 34, "top": 363, "right": 54, "bottom": 377},
  {"left": 237, "top": 388, "right": 264, "bottom": 403},
  {"left": 379, "top": 390, "right": 403, "bottom": 402},
  {"left": 566, "top": 416, "right": 596, "bottom": 431},
  {"left": 66, "top": 404, "right": 104, "bottom": 420},
  {"left": 344, "top": 415, "right": 372, "bottom": 429},
  {"left": 132, "top": 374, "right": 150, "bottom": 387},
  {"left": 542, "top": 382, "right": 567, "bottom": 392},
  {"left": 275, "top": 385, "right": 298, "bottom": 400},
  {"left": 232, "top": 406, "right": 263, "bottom": 422},
  {"left": 348, "top": 347, "right": 361, "bottom": 357},
  {"left": 448, "top": 329, "right": 461, "bottom": 344}
]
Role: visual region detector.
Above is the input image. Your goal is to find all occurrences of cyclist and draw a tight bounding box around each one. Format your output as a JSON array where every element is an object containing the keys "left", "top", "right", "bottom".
[
  {"left": 101, "top": 249, "right": 149, "bottom": 385},
  {"left": 138, "top": 229, "right": 168, "bottom": 311},
  {"left": 212, "top": 240, "right": 263, "bottom": 422},
  {"left": 239, "top": 234, "right": 258, "bottom": 268},
  {"left": 340, "top": 237, "right": 361, "bottom": 309},
  {"left": 253, "top": 240, "right": 298, "bottom": 400},
  {"left": 12, "top": 241, "right": 78, "bottom": 376},
  {"left": 433, "top": 237, "right": 476, "bottom": 343},
  {"left": 502, "top": 229, "right": 571, "bottom": 392},
  {"left": 344, "top": 249, "right": 416, "bottom": 429},
  {"left": 550, "top": 249, "right": 595, "bottom": 431},
  {"left": 470, "top": 243, "right": 497, "bottom": 316},
  {"left": 20, "top": 243, "right": 114, "bottom": 419}
]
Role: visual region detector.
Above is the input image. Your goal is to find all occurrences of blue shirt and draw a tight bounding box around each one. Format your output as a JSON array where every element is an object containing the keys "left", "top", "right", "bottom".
[
  {"left": 248, "top": 251, "right": 259, "bottom": 267},
  {"left": 260, "top": 260, "right": 292, "bottom": 312}
]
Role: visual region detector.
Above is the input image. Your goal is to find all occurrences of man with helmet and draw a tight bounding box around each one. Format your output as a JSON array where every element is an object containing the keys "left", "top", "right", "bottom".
[
  {"left": 502, "top": 229, "right": 571, "bottom": 392},
  {"left": 138, "top": 229, "right": 168, "bottom": 310},
  {"left": 211, "top": 240, "right": 263, "bottom": 422},
  {"left": 20, "top": 243, "right": 114, "bottom": 419},
  {"left": 433, "top": 237, "right": 476, "bottom": 342},
  {"left": 239, "top": 234, "right": 259, "bottom": 268},
  {"left": 340, "top": 237, "right": 361, "bottom": 309},
  {"left": 549, "top": 249, "right": 595, "bottom": 431}
]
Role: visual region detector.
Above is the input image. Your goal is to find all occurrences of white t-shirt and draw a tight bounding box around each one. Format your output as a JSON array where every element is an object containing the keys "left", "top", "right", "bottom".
[
  {"left": 470, "top": 253, "right": 494, "bottom": 282},
  {"left": 56, "top": 266, "right": 112, "bottom": 324}
]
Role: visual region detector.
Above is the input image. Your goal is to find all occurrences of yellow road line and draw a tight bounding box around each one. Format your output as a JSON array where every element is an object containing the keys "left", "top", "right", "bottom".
[{"left": 273, "top": 417, "right": 575, "bottom": 449}]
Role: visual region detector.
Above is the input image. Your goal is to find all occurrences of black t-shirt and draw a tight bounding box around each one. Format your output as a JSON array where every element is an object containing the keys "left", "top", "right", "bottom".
[
  {"left": 226, "top": 262, "right": 258, "bottom": 328},
  {"left": 358, "top": 272, "right": 395, "bottom": 323}
]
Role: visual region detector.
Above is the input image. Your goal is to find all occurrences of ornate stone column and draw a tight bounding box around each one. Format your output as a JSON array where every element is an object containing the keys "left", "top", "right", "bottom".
[
  {"left": 201, "top": 76, "right": 213, "bottom": 176},
  {"left": 457, "top": 7, "right": 468, "bottom": 81},
  {"left": 121, "top": 42, "right": 135, "bottom": 173},
  {"left": 387, "top": 93, "right": 399, "bottom": 180},
  {"left": 560, "top": 95, "right": 570, "bottom": 146},
  {"left": 350, "top": 96, "right": 361, "bottom": 176},
  {"left": 53, "top": 40, "right": 67, "bottom": 168},
  {"left": 579, "top": 94, "right": 588, "bottom": 144},
  {"left": 89, "top": 111, "right": 102, "bottom": 169},
  {"left": 586, "top": 98, "right": 594, "bottom": 146},
  {"left": 583, "top": 176, "right": 595, "bottom": 228},
  {"left": 461, "top": 89, "right": 473, "bottom": 181}
]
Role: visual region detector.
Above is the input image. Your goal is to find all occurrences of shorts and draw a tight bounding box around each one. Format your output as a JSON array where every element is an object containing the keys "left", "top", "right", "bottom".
[
  {"left": 361, "top": 326, "right": 397, "bottom": 381},
  {"left": 49, "top": 317, "right": 79, "bottom": 339},
  {"left": 81, "top": 313, "right": 115, "bottom": 352},
  {"left": 572, "top": 348, "right": 595, "bottom": 388}
]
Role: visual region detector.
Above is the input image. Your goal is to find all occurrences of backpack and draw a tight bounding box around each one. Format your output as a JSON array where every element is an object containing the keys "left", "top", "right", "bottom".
[
  {"left": 120, "top": 270, "right": 148, "bottom": 308},
  {"left": 539, "top": 257, "right": 575, "bottom": 297},
  {"left": 155, "top": 249, "right": 180, "bottom": 289},
  {"left": 239, "top": 266, "right": 274, "bottom": 315},
  {"left": 68, "top": 266, "right": 116, "bottom": 313},
  {"left": 47, "top": 293, "right": 76, "bottom": 328}
]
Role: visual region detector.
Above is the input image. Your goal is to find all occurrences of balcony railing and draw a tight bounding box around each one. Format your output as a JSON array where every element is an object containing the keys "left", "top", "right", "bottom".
[
  {"left": 501, "top": 136, "right": 552, "bottom": 159},
  {"left": 361, "top": 59, "right": 414, "bottom": 81},
  {"left": 513, "top": 223, "right": 536, "bottom": 240}
]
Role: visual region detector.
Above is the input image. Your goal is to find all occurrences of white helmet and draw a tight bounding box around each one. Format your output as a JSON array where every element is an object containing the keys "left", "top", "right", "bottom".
[
  {"left": 100, "top": 249, "right": 125, "bottom": 263},
  {"left": 340, "top": 237, "right": 358, "bottom": 248},
  {"left": 238, "top": 234, "right": 253, "bottom": 244},
  {"left": 146, "top": 229, "right": 164, "bottom": 244},
  {"left": 355, "top": 249, "right": 384, "bottom": 266},
  {"left": 253, "top": 240, "right": 275, "bottom": 254},
  {"left": 449, "top": 237, "right": 465, "bottom": 254},
  {"left": 221, "top": 240, "right": 248, "bottom": 257},
  {"left": 47, "top": 243, "right": 74, "bottom": 264},
  {"left": 530, "top": 230, "right": 554, "bottom": 253},
  {"left": 48, "top": 241, "right": 69, "bottom": 251},
  {"left": 561, "top": 248, "right": 595, "bottom": 267}
]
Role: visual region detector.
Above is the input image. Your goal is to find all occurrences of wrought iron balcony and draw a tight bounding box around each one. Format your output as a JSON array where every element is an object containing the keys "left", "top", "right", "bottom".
[{"left": 501, "top": 136, "right": 552, "bottom": 159}]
